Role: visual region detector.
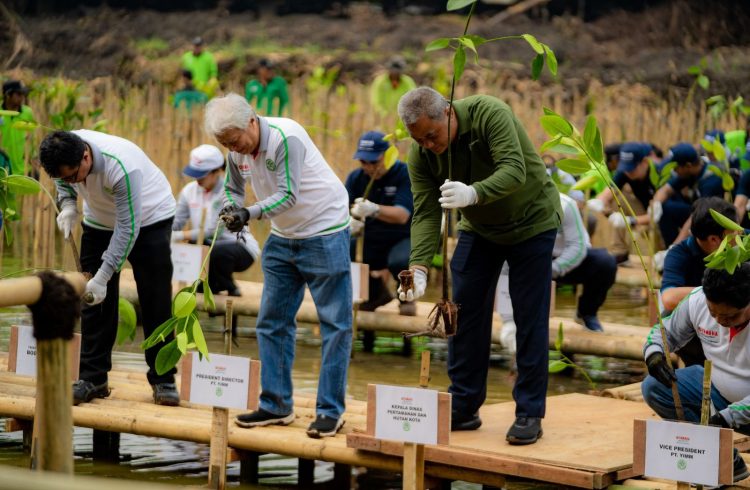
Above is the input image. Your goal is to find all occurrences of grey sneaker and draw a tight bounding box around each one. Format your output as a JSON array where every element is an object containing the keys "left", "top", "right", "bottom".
[
  {"left": 152, "top": 382, "right": 180, "bottom": 406},
  {"left": 306, "top": 414, "right": 344, "bottom": 438},
  {"left": 235, "top": 409, "right": 295, "bottom": 428},
  {"left": 72, "top": 380, "right": 110, "bottom": 405}
]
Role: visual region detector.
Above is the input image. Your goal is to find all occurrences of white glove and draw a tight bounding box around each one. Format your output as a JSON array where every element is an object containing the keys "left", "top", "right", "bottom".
[
  {"left": 649, "top": 200, "right": 663, "bottom": 224},
  {"left": 397, "top": 268, "right": 427, "bottom": 302},
  {"left": 171, "top": 230, "right": 184, "bottom": 243},
  {"left": 439, "top": 179, "right": 478, "bottom": 209},
  {"left": 608, "top": 212, "right": 630, "bottom": 229},
  {"left": 351, "top": 198, "right": 379, "bottom": 220},
  {"left": 56, "top": 203, "right": 79, "bottom": 239},
  {"left": 84, "top": 270, "right": 109, "bottom": 305},
  {"left": 350, "top": 218, "right": 364, "bottom": 237},
  {"left": 653, "top": 250, "right": 667, "bottom": 273},
  {"left": 499, "top": 320, "right": 517, "bottom": 354},
  {"left": 586, "top": 198, "right": 605, "bottom": 214}
]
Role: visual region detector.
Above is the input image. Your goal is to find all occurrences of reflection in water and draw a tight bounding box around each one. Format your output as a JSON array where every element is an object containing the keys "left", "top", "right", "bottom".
[{"left": 0, "top": 284, "right": 648, "bottom": 488}]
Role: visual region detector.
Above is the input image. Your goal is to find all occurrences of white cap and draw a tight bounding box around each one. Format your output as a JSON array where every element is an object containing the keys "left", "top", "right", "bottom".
[{"left": 183, "top": 144, "right": 225, "bottom": 178}]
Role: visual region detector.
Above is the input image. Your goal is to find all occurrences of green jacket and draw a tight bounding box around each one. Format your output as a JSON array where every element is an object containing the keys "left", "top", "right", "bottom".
[
  {"left": 245, "top": 77, "right": 289, "bottom": 116},
  {"left": 407, "top": 95, "right": 562, "bottom": 268},
  {"left": 370, "top": 73, "right": 417, "bottom": 117},
  {"left": 181, "top": 51, "right": 218, "bottom": 85},
  {"left": 173, "top": 89, "right": 208, "bottom": 112},
  {"left": 0, "top": 104, "right": 35, "bottom": 176}
]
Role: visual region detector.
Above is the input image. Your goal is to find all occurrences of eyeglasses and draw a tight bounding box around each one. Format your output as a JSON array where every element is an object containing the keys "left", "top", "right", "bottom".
[
  {"left": 59, "top": 165, "right": 82, "bottom": 183},
  {"left": 360, "top": 160, "right": 380, "bottom": 166}
]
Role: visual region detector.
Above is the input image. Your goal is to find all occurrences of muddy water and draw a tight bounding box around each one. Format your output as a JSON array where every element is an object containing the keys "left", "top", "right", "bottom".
[{"left": 0, "top": 284, "right": 650, "bottom": 488}]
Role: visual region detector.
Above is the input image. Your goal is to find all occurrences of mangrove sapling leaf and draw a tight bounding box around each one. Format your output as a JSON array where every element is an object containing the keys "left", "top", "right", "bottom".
[
  {"left": 721, "top": 173, "right": 735, "bottom": 192},
  {"left": 589, "top": 127, "right": 604, "bottom": 163},
  {"left": 697, "top": 75, "right": 709, "bottom": 90},
  {"left": 688, "top": 65, "right": 701, "bottom": 75},
  {"left": 191, "top": 316, "right": 209, "bottom": 361},
  {"left": 583, "top": 116, "right": 598, "bottom": 155},
  {"left": 709, "top": 208, "right": 744, "bottom": 232},
  {"left": 11, "top": 121, "right": 38, "bottom": 131},
  {"left": 538, "top": 135, "right": 562, "bottom": 154},
  {"left": 1, "top": 175, "right": 42, "bottom": 195},
  {"left": 141, "top": 317, "right": 178, "bottom": 349},
  {"left": 201, "top": 278, "right": 216, "bottom": 312},
  {"left": 726, "top": 246, "right": 740, "bottom": 274},
  {"left": 446, "top": 0, "right": 476, "bottom": 10},
  {"left": 543, "top": 45, "right": 558, "bottom": 76},
  {"left": 116, "top": 297, "right": 138, "bottom": 345},
  {"left": 155, "top": 339, "right": 182, "bottom": 375},
  {"left": 547, "top": 143, "right": 580, "bottom": 155},
  {"left": 173, "top": 290, "right": 196, "bottom": 318},
  {"left": 555, "top": 158, "right": 592, "bottom": 175},
  {"left": 648, "top": 161, "right": 660, "bottom": 188},
  {"left": 426, "top": 38, "right": 452, "bottom": 51},
  {"left": 542, "top": 106, "right": 560, "bottom": 117},
  {"left": 0, "top": 110, "right": 20, "bottom": 117},
  {"left": 521, "top": 33, "right": 544, "bottom": 54},
  {"left": 465, "top": 34, "right": 487, "bottom": 48},
  {"left": 572, "top": 174, "right": 600, "bottom": 192},
  {"left": 453, "top": 44, "right": 466, "bottom": 82},
  {"left": 735, "top": 235, "right": 746, "bottom": 252},
  {"left": 176, "top": 331, "right": 188, "bottom": 354},
  {"left": 555, "top": 322, "right": 564, "bottom": 351},
  {"left": 531, "top": 54, "right": 544, "bottom": 80},
  {"left": 658, "top": 163, "right": 676, "bottom": 187},
  {"left": 712, "top": 139, "right": 727, "bottom": 162},
  {"left": 539, "top": 115, "right": 573, "bottom": 138},
  {"left": 548, "top": 359, "right": 569, "bottom": 374}
]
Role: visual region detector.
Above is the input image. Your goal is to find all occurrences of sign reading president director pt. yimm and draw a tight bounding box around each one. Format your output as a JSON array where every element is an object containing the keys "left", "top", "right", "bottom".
[{"left": 180, "top": 352, "right": 259, "bottom": 410}]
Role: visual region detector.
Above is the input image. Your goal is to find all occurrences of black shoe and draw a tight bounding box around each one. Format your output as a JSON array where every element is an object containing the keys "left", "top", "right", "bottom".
[
  {"left": 451, "top": 412, "right": 482, "bottom": 431},
  {"left": 227, "top": 287, "right": 242, "bottom": 297},
  {"left": 506, "top": 416, "right": 543, "bottom": 445},
  {"left": 72, "top": 380, "right": 110, "bottom": 405},
  {"left": 152, "top": 382, "right": 180, "bottom": 406},
  {"left": 734, "top": 449, "right": 749, "bottom": 483},
  {"left": 614, "top": 253, "right": 629, "bottom": 265},
  {"left": 235, "top": 409, "right": 295, "bottom": 428},
  {"left": 359, "top": 279, "right": 393, "bottom": 312},
  {"left": 575, "top": 313, "right": 604, "bottom": 333},
  {"left": 306, "top": 414, "right": 345, "bottom": 438}
]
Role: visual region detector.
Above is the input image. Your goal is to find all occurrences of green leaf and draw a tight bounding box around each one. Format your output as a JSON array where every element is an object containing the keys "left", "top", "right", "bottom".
[
  {"left": 648, "top": 161, "right": 659, "bottom": 188},
  {"left": 713, "top": 139, "right": 727, "bottom": 162},
  {"left": 116, "top": 298, "right": 137, "bottom": 345},
  {"left": 687, "top": 65, "right": 701, "bottom": 75},
  {"left": 141, "top": 317, "right": 178, "bottom": 350},
  {"left": 709, "top": 208, "right": 743, "bottom": 232},
  {"left": 539, "top": 115, "right": 573, "bottom": 138},
  {"left": 700, "top": 139, "right": 714, "bottom": 152},
  {"left": 697, "top": 75, "right": 709, "bottom": 89},
  {"left": 446, "top": 0, "right": 476, "bottom": 11},
  {"left": 176, "top": 331, "right": 188, "bottom": 353},
  {"left": 555, "top": 158, "right": 592, "bottom": 175},
  {"left": 554, "top": 322, "right": 564, "bottom": 351},
  {"left": 521, "top": 33, "right": 544, "bottom": 54},
  {"left": 2, "top": 175, "right": 41, "bottom": 195},
  {"left": 0, "top": 110, "right": 20, "bottom": 117},
  {"left": 464, "top": 34, "right": 487, "bottom": 47},
  {"left": 543, "top": 44, "right": 558, "bottom": 76},
  {"left": 155, "top": 339, "right": 182, "bottom": 375},
  {"left": 202, "top": 278, "right": 216, "bottom": 312},
  {"left": 426, "top": 37, "right": 452, "bottom": 52},
  {"left": 458, "top": 36, "right": 479, "bottom": 63},
  {"left": 192, "top": 317, "right": 209, "bottom": 359},
  {"left": 721, "top": 172, "right": 734, "bottom": 192},
  {"left": 590, "top": 127, "right": 604, "bottom": 163},
  {"left": 726, "top": 246, "right": 741, "bottom": 274},
  {"left": 735, "top": 235, "right": 746, "bottom": 252},
  {"left": 548, "top": 143, "right": 581, "bottom": 155},
  {"left": 173, "top": 291, "right": 196, "bottom": 318},
  {"left": 538, "top": 136, "right": 562, "bottom": 154},
  {"left": 542, "top": 106, "right": 560, "bottom": 117},
  {"left": 583, "top": 116, "right": 597, "bottom": 154},
  {"left": 453, "top": 44, "right": 466, "bottom": 83},
  {"left": 531, "top": 53, "right": 544, "bottom": 81},
  {"left": 660, "top": 162, "right": 677, "bottom": 179},
  {"left": 548, "top": 359, "right": 569, "bottom": 373}
]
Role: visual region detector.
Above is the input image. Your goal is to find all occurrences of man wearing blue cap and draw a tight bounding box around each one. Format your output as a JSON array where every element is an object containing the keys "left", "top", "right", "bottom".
[
  {"left": 586, "top": 142, "right": 660, "bottom": 263},
  {"left": 345, "top": 131, "right": 414, "bottom": 318},
  {"left": 172, "top": 144, "right": 260, "bottom": 296},
  {"left": 652, "top": 143, "right": 724, "bottom": 246}
]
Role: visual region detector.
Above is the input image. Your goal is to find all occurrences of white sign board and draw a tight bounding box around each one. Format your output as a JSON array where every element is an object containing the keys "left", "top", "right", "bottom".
[
  {"left": 8, "top": 325, "right": 81, "bottom": 380},
  {"left": 185, "top": 352, "right": 251, "bottom": 410},
  {"left": 375, "top": 384, "right": 439, "bottom": 445},
  {"left": 171, "top": 243, "right": 204, "bottom": 283},
  {"left": 351, "top": 262, "right": 369, "bottom": 303},
  {"left": 644, "top": 419, "right": 721, "bottom": 486}
]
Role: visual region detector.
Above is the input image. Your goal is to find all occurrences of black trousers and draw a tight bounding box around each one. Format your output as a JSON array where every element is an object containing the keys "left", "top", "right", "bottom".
[
  {"left": 207, "top": 241, "right": 254, "bottom": 293},
  {"left": 79, "top": 218, "right": 175, "bottom": 385},
  {"left": 556, "top": 248, "right": 617, "bottom": 317}
]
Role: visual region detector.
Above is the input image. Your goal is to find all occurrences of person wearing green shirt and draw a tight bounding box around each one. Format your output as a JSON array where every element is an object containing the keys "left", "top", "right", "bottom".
[
  {"left": 173, "top": 70, "right": 208, "bottom": 113},
  {"left": 1, "top": 80, "right": 36, "bottom": 177},
  {"left": 370, "top": 56, "right": 416, "bottom": 118},
  {"left": 181, "top": 37, "right": 218, "bottom": 98},
  {"left": 245, "top": 59, "right": 289, "bottom": 116},
  {"left": 396, "top": 87, "right": 562, "bottom": 446}
]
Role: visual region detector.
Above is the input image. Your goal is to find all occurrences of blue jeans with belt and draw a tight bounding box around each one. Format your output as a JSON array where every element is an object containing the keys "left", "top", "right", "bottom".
[
  {"left": 256, "top": 229, "right": 353, "bottom": 419},
  {"left": 449, "top": 229, "right": 557, "bottom": 419}
]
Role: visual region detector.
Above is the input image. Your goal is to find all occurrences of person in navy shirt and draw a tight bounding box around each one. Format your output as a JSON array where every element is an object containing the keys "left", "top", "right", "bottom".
[
  {"left": 345, "top": 131, "right": 414, "bottom": 318},
  {"left": 651, "top": 143, "right": 725, "bottom": 246}
]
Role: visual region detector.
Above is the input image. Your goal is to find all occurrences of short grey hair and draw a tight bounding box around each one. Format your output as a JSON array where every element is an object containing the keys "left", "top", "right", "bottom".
[
  {"left": 204, "top": 93, "right": 257, "bottom": 137},
  {"left": 397, "top": 86, "right": 448, "bottom": 126}
]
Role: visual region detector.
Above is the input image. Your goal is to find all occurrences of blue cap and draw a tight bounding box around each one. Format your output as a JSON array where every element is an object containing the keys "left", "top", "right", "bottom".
[
  {"left": 617, "top": 142, "right": 652, "bottom": 173},
  {"left": 704, "top": 129, "right": 726, "bottom": 145},
  {"left": 660, "top": 143, "right": 699, "bottom": 167},
  {"left": 353, "top": 131, "right": 390, "bottom": 161}
]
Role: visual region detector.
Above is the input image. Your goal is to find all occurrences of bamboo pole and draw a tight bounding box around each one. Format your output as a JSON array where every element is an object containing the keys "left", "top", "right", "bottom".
[
  {"left": 0, "top": 273, "right": 86, "bottom": 307},
  {"left": 403, "top": 350, "right": 431, "bottom": 490},
  {"left": 35, "top": 337, "right": 72, "bottom": 473},
  {"left": 208, "top": 300, "right": 234, "bottom": 489}
]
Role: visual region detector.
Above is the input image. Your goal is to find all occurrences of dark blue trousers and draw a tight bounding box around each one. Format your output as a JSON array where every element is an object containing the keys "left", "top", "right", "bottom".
[
  {"left": 556, "top": 248, "right": 617, "bottom": 317},
  {"left": 449, "top": 229, "right": 556, "bottom": 418}
]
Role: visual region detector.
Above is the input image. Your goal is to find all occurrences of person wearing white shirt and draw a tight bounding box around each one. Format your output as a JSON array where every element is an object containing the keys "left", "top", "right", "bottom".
[
  {"left": 39, "top": 129, "right": 179, "bottom": 407},
  {"left": 205, "top": 93, "right": 351, "bottom": 439},
  {"left": 172, "top": 144, "right": 260, "bottom": 296}
]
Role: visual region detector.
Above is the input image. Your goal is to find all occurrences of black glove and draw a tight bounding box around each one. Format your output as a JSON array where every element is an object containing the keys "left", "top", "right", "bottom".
[
  {"left": 709, "top": 412, "right": 731, "bottom": 428},
  {"left": 219, "top": 205, "right": 250, "bottom": 233},
  {"left": 646, "top": 352, "right": 677, "bottom": 388}
]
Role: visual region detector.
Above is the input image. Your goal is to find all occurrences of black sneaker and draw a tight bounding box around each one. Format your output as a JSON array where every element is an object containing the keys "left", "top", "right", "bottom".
[
  {"left": 235, "top": 409, "right": 295, "bottom": 428},
  {"left": 306, "top": 414, "right": 344, "bottom": 438},
  {"left": 359, "top": 280, "right": 393, "bottom": 312},
  {"left": 72, "top": 380, "right": 110, "bottom": 405},
  {"left": 451, "top": 412, "right": 482, "bottom": 431},
  {"left": 506, "top": 416, "right": 543, "bottom": 445},
  {"left": 575, "top": 313, "right": 604, "bottom": 333},
  {"left": 152, "top": 382, "right": 180, "bottom": 406},
  {"left": 734, "top": 449, "right": 749, "bottom": 483}
]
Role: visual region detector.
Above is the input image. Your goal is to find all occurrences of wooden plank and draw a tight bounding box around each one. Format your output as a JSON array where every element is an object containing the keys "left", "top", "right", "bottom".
[
  {"left": 208, "top": 407, "right": 229, "bottom": 489},
  {"left": 437, "top": 393, "right": 450, "bottom": 446},
  {"left": 366, "top": 384, "right": 376, "bottom": 436},
  {"left": 403, "top": 442, "right": 425, "bottom": 490},
  {"left": 632, "top": 419, "right": 646, "bottom": 476},
  {"left": 180, "top": 353, "right": 193, "bottom": 402},
  {"left": 248, "top": 360, "right": 260, "bottom": 411}
]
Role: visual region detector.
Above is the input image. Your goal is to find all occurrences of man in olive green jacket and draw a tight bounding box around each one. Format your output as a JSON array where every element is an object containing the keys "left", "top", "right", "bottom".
[{"left": 397, "top": 87, "right": 562, "bottom": 445}]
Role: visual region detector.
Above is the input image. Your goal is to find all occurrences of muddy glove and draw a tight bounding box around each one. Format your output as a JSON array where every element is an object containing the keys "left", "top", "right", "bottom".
[
  {"left": 500, "top": 320, "right": 517, "bottom": 354},
  {"left": 649, "top": 200, "right": 663, "bottom": 224},
  {"left": 219, "top": 205, "right": 259, "bottom": 233},
  {"left": 84, "top": 270, "right": 108, "bottom": 305},
  {"left": 351, "top": 198, "right": 379, "bottom": 220},
  {"left": 646, "top": 352, "right": 677, "bottom": 388},
  {"left": 653, "top": 249, "right": 667, "bottom": 273},
  {"left": 586, "top": 198, "right": 605, "bottom": 214},
  {"left": 397, "top": 268, "right": 427, "bottom": 302},
  {"left": 56, "top": 202, "right": 79, "bottom": 239},
  {"left": 608, "top": 212, "right": 635, "bottom": 229},
  {"left": 709, "top": 412, "right": 731, "bottom": 428},
  {"left": 439, "top": 179, "right": 478, "bottom": 209},
  {"left": 350, "top": 218, "right": 364, "bottom": 237}
]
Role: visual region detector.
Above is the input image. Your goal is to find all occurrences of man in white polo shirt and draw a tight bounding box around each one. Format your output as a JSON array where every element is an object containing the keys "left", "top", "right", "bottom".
[
  {"left": 39, "top": 130, "right": 179, "bottom": 406},
  {"left": 204, "top": 93, "right": 352, "bottom": 438}
]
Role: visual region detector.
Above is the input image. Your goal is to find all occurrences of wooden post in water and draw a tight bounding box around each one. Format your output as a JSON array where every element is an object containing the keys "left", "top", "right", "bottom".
[
  {"left": 403, "top": 350, "right": 431, "bottom": 490},
  {"left": 208, "top": 300, "right": 233, "bottom": 489}
]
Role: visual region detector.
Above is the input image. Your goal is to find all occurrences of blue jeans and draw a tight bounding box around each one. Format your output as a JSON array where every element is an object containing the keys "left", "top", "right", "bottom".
[
  {"left": 642, "top": 365, "right": 750, "bottom": 435},
  {"left": 256, "top": 229, "right": 353, "bottom": 419}
]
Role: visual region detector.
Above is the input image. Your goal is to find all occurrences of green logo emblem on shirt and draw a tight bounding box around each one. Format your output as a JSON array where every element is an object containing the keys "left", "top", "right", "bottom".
[{"left": 266, "top": 158, "right": 277, "bottom": 171}]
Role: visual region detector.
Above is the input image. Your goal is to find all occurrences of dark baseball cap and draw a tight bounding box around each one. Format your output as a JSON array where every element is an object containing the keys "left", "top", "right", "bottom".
[
  {"left": 353, "top": 131, "right": 390, "bottom": 161},
  {"left": 2, "top": 80, "right": 29, "bottom": 96},
  {"left": 660, "top": 143, "right": 699, "bottom": 167},
  {"left": 617, "top": 142, "right": 652, "bottom": 173}
]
